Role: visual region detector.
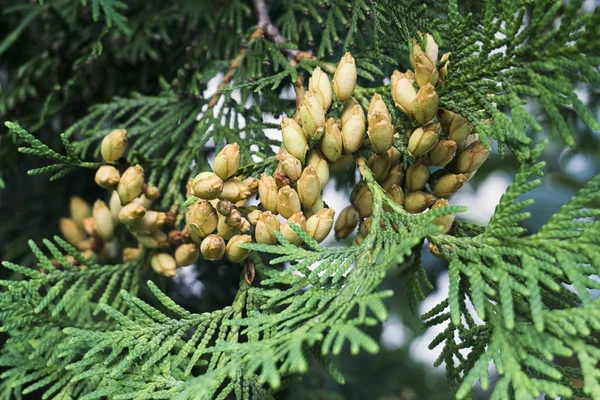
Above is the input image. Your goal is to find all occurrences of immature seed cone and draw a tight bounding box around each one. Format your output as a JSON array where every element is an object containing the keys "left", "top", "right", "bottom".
[
  {"left": 258, "top": 174, "right": 279, "bottom": 213},
  {"left": 448, "top": 112, "right": 473, "bottom": 143},
  {"left": 277, "top": 185, "right": 301, "bottom": 219},
  {"left": 413, "top": 84, "right": 439, "bottom": 125},
  {"left": 332, "top": 52, "right": 357, "bottom": 102},
  {"left": 213, "top": 143, "right": 240, "bottom": 180},
  {"left": 390, "top": 70, "right": 417, "bottom": 116},
  {"left": 439, "top": 52, "right": 450, "bottom": 82},
  {"left": 82, "top": 217, "right": 96, "bottom": 237},
  {"left": 122, "top": 247, "right": 141, "bottom": 262},
  {"left": 305, "top": 195, "right": 325, "bottom": 218},
  {"left": 175, "top": 243, "right": 199, "bottom": 266},
  {"left": 321, "top": 118, "right": 343, "bottom": 163},
  {"left": 220, "top": 178, "right": 251, "bottom": 202},
  {"left": 368, "top": 93, "right": 391, "bottom": 122},
  {"left": 280, "top": 154, "right": 302, "bottom": 181},
  {"left": 404, "top": 191, "right": 436, "bottom": 213},
  {"left": 300, "top": 91, "right": 326, "bottom": 140},
  {"left": 380, "top": 163, "right": 405, "bottom": 191},
  {"left": 433, "top": 173, "right": 467, "bottom": 197},
  {"left": 226, "top": 234, "right": 252, "bottom": 263},
  {"left": 145, "top": 186, "right": 160, "bottom": 200},
  {"left": 406, "top": 159, "right": 430, "bottom": 192},
  {"left": 386, "top": 184, "right": 405, "bottom": 206},
  {"left": 408, "top": 125, "right": 439, "bottom": 157},
  {"left": 95, "top": 165, "right": 121, "bottom": 190},
  {"left": 59, "top": 217, "right": 86, "bottom": 247},
  {"left": 255, "top": 211, "right": 280, "bottom": 245},
  {"left": 368, "top": 152, "right": 391, "bottom": 181},
  {"left": 367, "top": 113, "right": 394, "bottom": 154},
  {"left": 351, "top": 184, "right": 374, "bottom": 219},
  {"left": 306, "top": 208, "right": 335, "bottom": 242},
  {"left": 431, "top": 198, "right": 455, "bottom": 234},
  {"left": 341, "top": 98, "right": 360, "bottom": 124},
  {"left": 132, "top": 194, "right": 152, "bottom": 209},
  {"left": 308, "top": 66, "right": 333, "bottom": 110},
  {"left": 217, "top": 215, "right": 240, "bottom": 240},
  {"left": 136, "top": 230, "right": 168, "bottom": 248},
  {"left": 151, "top": 253, "right": 177, "bottom": 277},
  {"left": 341, "top": 104, "right": 366, "bottom": 154},
  {"left": 129, "top": 211, "right": 167, "bottom": 233},
  {"left": 186, "top": 200, "right": 218, "bottom": 242},
  {"left": 456, "top": 140, "right": 490, "bottom": 173},
  {"left": 247, "top": 210, "right": 262, "bottom": 225},
  {"left": 117, "top": 164, "right": 144, "bottom": 204},
  {"left": 329, "top": 154, "right": 354, "bottom": 174},
  {"left": 100, "top": 129, "right": 127, "bottom": 162},
  {"left": 410, "top": 34, "right": 439, "bottom": 66},
  {"left": 281, "top": 116, "right": 308, "bottom": 160},
  {"left": 93, "top": 200, "right": 114, "bottom": 241},
  {"left": 388, "top": 146, "right": 402, "bottom": 165},
  {"left": 307, "top": 150, "right": 330, "bottom": 187},
  {"left": 412, "top": 50, "right": 439, "bottom": 88},
  {"left": 191, "top": 172, "right": 224, "bottom": 200},
  {"left": 70, "top": 196, "right": 91, "bottom": 228},
  {"left": 200, "top": 234, "right": 225, "bottom": 261},
  {"left": 118, "top": 203, "right": 146, "bottom": 226},
  {"left": 216, "top": 199, "right": 234, "bottom": 216},
  {"left": 334, "top": 205, "right": 360, "bottom": 240},
  {"left": 280, "top": 212, "right": 307, "bottom": 245},
  {"left": 297, "top": 166, "right": 321, "bottom": 208},
  {"left": 457, "top": 133, "right": 479, "bottom": 152},
  {"left": 429, "top": 140, "right": 457, "bottom": 167},
  {"left": 243, "top": 177, "right": 259, "bottom": 194}
]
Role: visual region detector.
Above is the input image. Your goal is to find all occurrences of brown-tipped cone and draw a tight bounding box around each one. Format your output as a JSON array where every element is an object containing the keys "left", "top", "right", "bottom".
[
  {"left": 186, "top": 200, "right": 218, "bottom": 242},
  {"left": 213, "top": 143, "right": 240, "bottom": 180},
  {"left": 59, "top": 217, "right": 86, "bottom": 248},
  {"left": 404, "top": 191, "right": 436, "bottom": 213},
  {"left": 219, "top": 178, "right": 251, "bottom": 202},
  {"left": 277, "top": 185, "right": 301, "bottom": 219},
  {"left": 413, "top": 83, "right": 439, "bottom": 125},
  {"left": 95, "top": 165, "right": 121, "bottom": 190},
  {"left": 101, "top": 129, "right": 127, "bottom": 162},
  {"left": 332, "top": 52, "right": 357, "bottom": 102},
  {"left": 281, "top": 116, "right": 308, "bottom": 160},
  {"left": 117, "top": 164, "right": 144, "bottom": 204},
  {"left": 321, "top": 118, "right": 343, "bottom": 163},
  {"left": 226, "top": 234, "right": 253, "bottom": 263},
  {"left": 406, "top": 160, "right": 430, "bottom": 192},
  {"left": 280, "top": 212, "right": 307, "bottom": 245},
  {"left": 390, "top": 70, "right": 417, "bottom": 116},
  {"left": 255, "top": 211, "right": 280, "bottom": 245},
  {"left": 300, "top": 91, "right": 326, "bottom": 140},
  {"left": 151, "top": 253, "right": 177, "bottom": 277},
  {"left": 297, "top": 166, "right": 321, "bottom": 208},
  {"left": 307, "top": 150, "right": 330, "bottom": 187},
  {"left": 306, "top": 208, "right": 334, "bottom": 242},
  {"left": 217, "top": 199, "right": 234, "bottom": 216},
  {"left": 334, "top": 205, "right": 360, "bottom": 240},
  {"left": 191, "top": 172, "right": 224, "bottom": 200},
  {"left": 70, "top": 196, "right": 91, "bottom": 228},
  {"left": 368, "top": 152, "right": 391, "bottom": 182},
  {"left": 118, "top": 203, "right": 146, "bottom": 226},
  {"left": 456, "top": 140, "right": 489, "bottom": 173},
  {"left": 308, "top": 66, "right": 333, "bottom": 111},
  {"left": 431, "top": 198, "right": 455, "bottom": 234},
  {"left": 200, "top": 234, "right": 225, "bottom": 261},
  {"left": 341, "top": 104, "right": 366, "bottom": 154},
  {"left": 175, "top": 243, "right": 199, "bottom": 266},
  {"left": 429, "top": 140, "right": 457, "bottom": 167},
  {"left": 280, "top": 154, "right": 302, "bottom": 181},
  {"left": 258, "top": 174, "right": 278, "bottom": 213},
  {"left": 93, "top": 200, "right": 114, "bottom": 241},
  {"left": 433, "top": 173, "right": 467, "bottom": 197}
]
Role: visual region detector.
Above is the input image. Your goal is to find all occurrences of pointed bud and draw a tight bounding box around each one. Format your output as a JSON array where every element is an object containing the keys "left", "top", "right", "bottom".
[
  {"left": 408, "top": 125, "right": 439, "bottom": 156},
  {"left": 117, "top": 165, "right": 144, "bottom": 204},
  {"left": 129, "top": 211, "right": 167, "bottom": 233},
  {"left": 368, "top": 152, "right": 391, "bottom": 181},
  {"left": 220, "top": 178, "right": 251, "bottom": 202},
  {"left": 136, "top": 230, "right": 168, "bottom": 248},
  {"left": 334, "top": 205, "right": 360, "bottom": 240},
  {"left": 277, "top": 185, "right": 301, "bottom": 218},
  {"left": 380, "top": 163, "right": 405, "bottom": 191},
  {"left": 341, "top": 104, "right": 366, "bottom": 154},
  {"left": 281, "top": 116, "right": 308, "bottom": 160},
  {"left": 368, "top": 93, "right": 391, "bottom": 122},
  {"left": 213, "top": 143, "right": 240, "bottom": 180},
  {"left": 429, "top": 140, "right": 457, "bottom": 167},
  {"left": 300, "top": 91, "right": 326, "bottom": 140},
  {"left": 307, "top": 150, "right": 330, "bottom": 187},
  {"left": 200, "top": 234, "right": 225, "bottom": 261},
  {"left": 306, "top": 208, "right": 335, "bottom": 242},
  {"left": 413, "top": 51, "right": 439, "bottom": 88},
  {"left": 457, "top": 140, "right": 489, "bottom": 173},
  {"left": 101, "top": 129, "right": 127, "bottom": 162},
  {"left": 93, "top": 200, "right": 114, "bottom": 241},
  {"left": 367, "top": 113, "right": 394, "bottom": 154},
  {"left": 186, "top": 200, "right": 218, "bottom": 242},
  {"left": 297, "top": 166, "right": 321, "bottom": 208},
  {"left": 387, "top": 146, "right": 402, "bottom": 166},
  {"left": 255, "top": 211, "right": 280, "bottom": 245},
  {"left": 280, "top": 154, "right": 302, "bottom": 181},
  {"left": 151, "top": 253, "right": 177, "bottom": 277},
  {"left": 413, "top": 84, "right": 439, "bottom": 124},
  {"left": 217, "top": 215, "right": 239, "bottom": 240},
  {"left": 258, "top": 174, "right": 278, "bottom": 213},
  {"left": 70, "top": 196, "right": 91, "bottom": 228},
  {"left": 217, "top": 199, "right": 234, "bottom": 216},
  {"left": 450, "top": 114, "right": 473, "bottom": 143},
  {"left": 321, "top": 118, "right": 344, "bottom": 163},
  {"left": 247, "top": 210, "right": 262, "bottom": 225},
  {"left": 404, "top": 191, "right": 436, "bottom": 213},
  {"left": 95, "top": 165, "right": 121, "bottom": 190},
  {"left": 226, "top": 234, "right": 253, "bottom": 263},
  {"left": 309, "top": 67, "right": 332, "bottom": 110},
  {"left": 175, "top": 243, "right": 199, "bottom": 266},
  {"left": 352, "top": 183, "right": 374, "bottom": 219},
  {"left": 280, "top": 212, "right": 307, "bottom": 245},
  {"left": 332, "top": 52, "right": 357, "bottom": 101},
  {"left": 329, "top": 154, "right": 354, "bottom": 174},
  {"left": 386, "top": 184, "right": 405, "bottom": 206},
  {"left": 122, "top": 247, "right": 141, "bottom": 262},
  {"left": 59, "top": 217, "right": 86, "bottom": 247},
  {"left": 118, "top": 203, "right": 146, "bottom": 226},
  {"left": 191, "top": 172, "right": 224, "bottom": 200},
  {"left": 391, "top": 70, "right": 417, "bottom": 116},
  {"left": 439, "top": 52, "right": 450, "bottom": 82},
  {"left": 433, "top": 173, "right": 467, "bottom": 197},
  {"left": 431, "top": 198, "right": 455, "bottom": 234}
]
